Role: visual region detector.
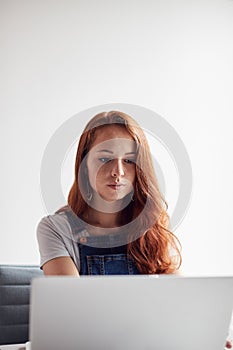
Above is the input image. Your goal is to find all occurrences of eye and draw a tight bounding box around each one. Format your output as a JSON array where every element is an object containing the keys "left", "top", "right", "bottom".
[
  {"left": 98, "top": 157, "right": 112, "bottom": 163},
  {"left": 124, "top": 159, "right": 135, "bottom": 164}
]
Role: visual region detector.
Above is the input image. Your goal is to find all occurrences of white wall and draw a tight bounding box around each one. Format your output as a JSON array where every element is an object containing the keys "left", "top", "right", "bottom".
[{"left": 1, "top": 0, "right": 233, "bottom": 275}]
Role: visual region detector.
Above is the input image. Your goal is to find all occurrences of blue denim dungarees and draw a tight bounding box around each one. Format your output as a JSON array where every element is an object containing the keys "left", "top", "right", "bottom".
[{"left": 65, "top": 208, "right": 140, "bottom": 275}]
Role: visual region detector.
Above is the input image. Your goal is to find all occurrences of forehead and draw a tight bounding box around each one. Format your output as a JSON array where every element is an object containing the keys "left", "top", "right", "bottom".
[
  {"left": 89, "top": 125, "right": 136, "bottom": 154},
  {"left": 92, "top": 125, "right": 133, "bottom": 144}
]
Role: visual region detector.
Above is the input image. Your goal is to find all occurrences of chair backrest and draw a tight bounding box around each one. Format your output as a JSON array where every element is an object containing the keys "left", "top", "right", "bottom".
[{"left": 0, "top": 264, "right": 43, "bottom": 345}]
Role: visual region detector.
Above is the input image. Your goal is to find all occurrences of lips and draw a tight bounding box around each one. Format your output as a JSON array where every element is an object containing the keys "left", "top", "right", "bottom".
[{"left": 107, "top": 184, "right": 126, "bottom": 190}]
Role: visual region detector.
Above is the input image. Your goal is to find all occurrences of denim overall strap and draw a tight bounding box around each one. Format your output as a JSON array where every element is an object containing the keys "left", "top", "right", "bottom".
[{"left": 61, "top": 206, "right": 140, "bottom": 275}]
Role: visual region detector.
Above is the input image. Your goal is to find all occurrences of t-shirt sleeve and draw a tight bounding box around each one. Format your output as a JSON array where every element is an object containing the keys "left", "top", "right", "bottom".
[{"left": 36, "top": 214, "right": 71, "bottom": 269}]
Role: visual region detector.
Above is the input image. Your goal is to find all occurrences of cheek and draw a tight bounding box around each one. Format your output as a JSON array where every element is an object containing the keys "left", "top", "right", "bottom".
[
  {"left": 87, "top": 163, "right": 105, "bottom": 190},
  {"left": 129, "top": 167, "right": 136, "bottom": 182}
]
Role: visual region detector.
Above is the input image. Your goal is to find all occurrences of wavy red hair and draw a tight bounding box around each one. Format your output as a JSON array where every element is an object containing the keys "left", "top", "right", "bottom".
[{"left": 68, "top": 111, "right": 182, "bottom": 274}]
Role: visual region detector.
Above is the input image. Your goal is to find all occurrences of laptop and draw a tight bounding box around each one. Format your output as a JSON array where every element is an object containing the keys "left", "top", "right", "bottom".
[{"left": 29, "top": 275, "right": 233, "bottom": 350}]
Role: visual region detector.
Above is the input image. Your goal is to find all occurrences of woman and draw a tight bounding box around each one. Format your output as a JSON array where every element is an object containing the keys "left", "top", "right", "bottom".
[
  {"left": 37, "top": 110, "right": 233, "bottom": 348},
  {"left": 37, "top": 110, "right": 181, "bottom": 276}
]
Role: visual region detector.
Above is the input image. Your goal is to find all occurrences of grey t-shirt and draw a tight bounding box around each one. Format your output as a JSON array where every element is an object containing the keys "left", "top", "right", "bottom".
[
  {"left": 37, "top": 207, "right": 178, "bottom": 273},
  {"left": 37, "top": 210, "right": 82, "bottom": 271},
  {"left": 37, "top": 208, "right": 132, "bottom": 271}
]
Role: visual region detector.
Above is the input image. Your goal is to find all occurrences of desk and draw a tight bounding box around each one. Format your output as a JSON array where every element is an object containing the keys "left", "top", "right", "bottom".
[
  {"left": 0, "top": 343, "right": 231, "bottom": 350},
  {"left": 0, "top": 346, "right": 24, "bottom": 350},
  {"left": 0, "top": 342, "right": 30, "bottom": 350}
]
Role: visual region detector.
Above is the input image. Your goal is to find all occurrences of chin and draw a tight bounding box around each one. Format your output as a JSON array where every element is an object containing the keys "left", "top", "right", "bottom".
[{"left": 106, "top": 194, "right": 131, "bottom": 203}]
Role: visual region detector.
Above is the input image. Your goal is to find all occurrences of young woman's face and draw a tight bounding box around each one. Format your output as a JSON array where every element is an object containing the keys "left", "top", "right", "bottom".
[{"left": 86, "top": 125, "right": 136, "bottom": 203}]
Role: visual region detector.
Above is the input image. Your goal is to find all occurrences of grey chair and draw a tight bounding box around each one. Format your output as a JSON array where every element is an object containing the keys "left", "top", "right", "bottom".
[{"left": 0, "top": 264, "right": 43, "bottom": 345}]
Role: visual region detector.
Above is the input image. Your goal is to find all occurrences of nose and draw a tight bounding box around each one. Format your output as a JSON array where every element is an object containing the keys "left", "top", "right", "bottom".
[{"left": 111, "top": 159, "right": 125, "bottom": 178}]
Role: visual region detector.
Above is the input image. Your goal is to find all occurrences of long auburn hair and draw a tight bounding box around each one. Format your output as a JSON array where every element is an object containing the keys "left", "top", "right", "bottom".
[{"left": 68, "top": 110, "right": 182, "bottom": 274}]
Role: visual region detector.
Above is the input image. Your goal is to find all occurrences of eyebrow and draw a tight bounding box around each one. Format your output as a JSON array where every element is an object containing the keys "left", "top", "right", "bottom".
[{"left": 96, "top": 149, "right": 136, "bottom": 155}]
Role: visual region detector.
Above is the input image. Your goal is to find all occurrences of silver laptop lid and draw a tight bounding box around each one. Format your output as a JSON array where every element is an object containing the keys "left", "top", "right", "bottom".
[{"left": 29, "top": 275, "right": 233, "bottom": 350}]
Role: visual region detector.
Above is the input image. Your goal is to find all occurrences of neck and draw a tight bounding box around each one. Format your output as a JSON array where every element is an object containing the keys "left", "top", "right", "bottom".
[
  {"left": 83, "top": 193, "right": 132, "bottom": 229},
  {"left": 85, "top": 207, "right": 122, "bottom": 228},
  {"left": 90, "top": 191, "right": 132, "bottom": 213}
]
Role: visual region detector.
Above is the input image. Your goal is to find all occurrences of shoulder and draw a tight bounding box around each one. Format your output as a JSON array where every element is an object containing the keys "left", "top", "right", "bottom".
[
  {"left": 37, "top": 206, "right": 72, "bottom": 239},
  {"left": 36, "top": 206, "right": 81, "bottom": 270}
]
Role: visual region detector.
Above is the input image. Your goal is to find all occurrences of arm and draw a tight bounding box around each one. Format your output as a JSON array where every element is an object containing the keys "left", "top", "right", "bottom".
[
  {"left": 42, "top": 256, "right": 80, "bottom": 276},
  {"left": 37, "top": 214, "right": 80, "bottom": 276},
  {"left": 225, "top": 340, "right": 232, "bottom": 349},
  {"left": 226, "top": 312, "right": 233, "bottom": 348}
]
